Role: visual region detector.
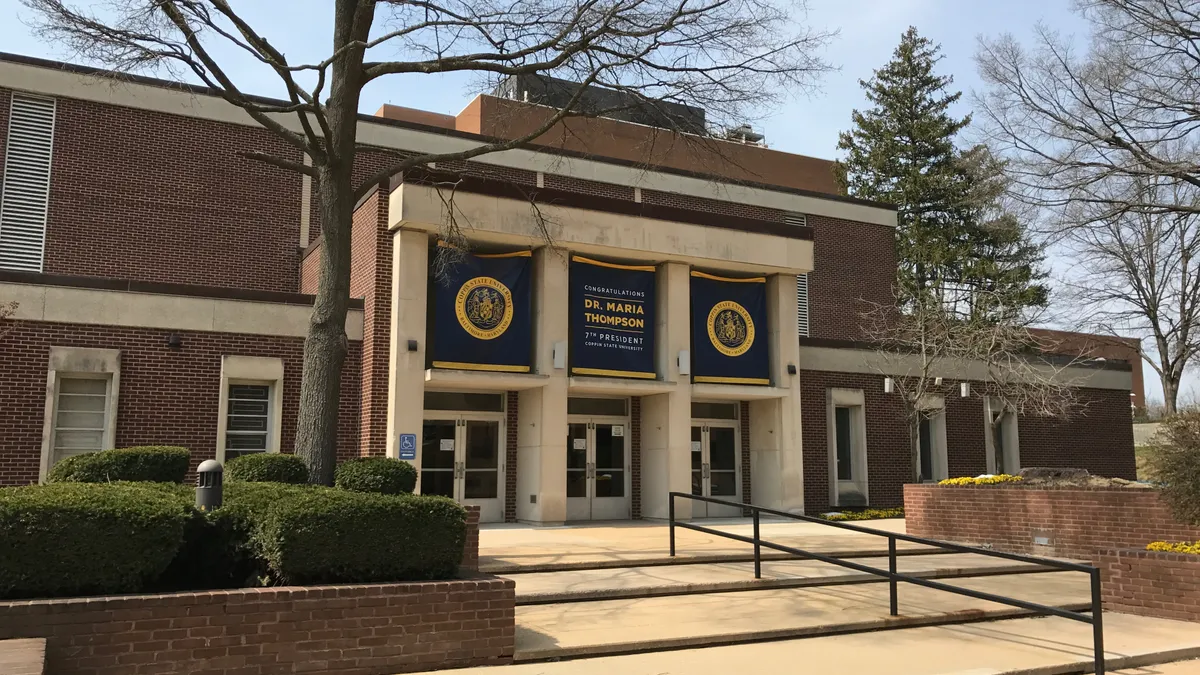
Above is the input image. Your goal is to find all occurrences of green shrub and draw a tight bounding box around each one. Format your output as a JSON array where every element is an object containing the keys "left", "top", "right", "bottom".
[
  {"left": 335, "top": 457, "right": 417, "bottom": 495},
  {"left": 225, "top": 453, "right": 309, "bottom": 484},
  {"left": 1148, "top": 412, "right": 1200, "bottom": 526},
  {"left": 47, "top": 446, "right": 190, "bottom": 484},
  {"left": 0, "top": 482, "right": 192, "bottom": 599},
  {"left": 156, "top": 481, "right": 311, "bottom": 591},
  {"left": 255, "top": 490, "right": 466, "bottom": 585}
]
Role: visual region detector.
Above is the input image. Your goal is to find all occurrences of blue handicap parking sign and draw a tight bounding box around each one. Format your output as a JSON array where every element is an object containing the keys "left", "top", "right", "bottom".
[{"left": 399, "top": 433, "right": 417, "bottom": 460}]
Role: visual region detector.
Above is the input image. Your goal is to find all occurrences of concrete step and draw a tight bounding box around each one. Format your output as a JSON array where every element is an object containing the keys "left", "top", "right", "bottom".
[
  {"left": 507, "top": 552, "right": 1066, "bottom": 605},
  {"left": 428, "top": 613, "right": 1200, "bottom": 674},
  {"left": 513, "top": 571, "right": 1095, "bottom": 661}
]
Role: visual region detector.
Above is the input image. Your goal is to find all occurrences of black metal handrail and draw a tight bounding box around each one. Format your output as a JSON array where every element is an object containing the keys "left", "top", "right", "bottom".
[{"left": 669, "top": 492, "right": 1106, "bottom": 675}]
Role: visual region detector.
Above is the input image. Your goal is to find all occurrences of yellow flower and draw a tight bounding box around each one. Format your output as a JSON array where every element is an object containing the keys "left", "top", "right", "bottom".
[
  {"left": 938, "top": 474, "right": 1024, "bottom": 486},
  {"left": 1146, "top": 540, "right": 1200, "bottom": 555}
]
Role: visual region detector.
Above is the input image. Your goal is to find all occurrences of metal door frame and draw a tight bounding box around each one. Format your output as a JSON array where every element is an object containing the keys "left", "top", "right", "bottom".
[
  {"left": 421, "top": 408, "right": 506, "bottom": 521},
  {"left": 690, "top": 416, "right": 742, "bottom": 518},
  {"left": 566, "top": 413, "right": 631, "bottom": 521}
]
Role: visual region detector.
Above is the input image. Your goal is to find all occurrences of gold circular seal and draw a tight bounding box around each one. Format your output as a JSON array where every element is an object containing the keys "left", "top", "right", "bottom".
[
  {"left": 455, "top": 276, "right": 513, "bottom": 340},
  {"left": 707, "top": 300, "right": 755, "bottom": 357}
]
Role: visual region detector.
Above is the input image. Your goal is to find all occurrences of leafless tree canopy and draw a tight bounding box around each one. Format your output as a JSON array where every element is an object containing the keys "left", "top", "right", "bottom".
[{"left": 22, "top": 0, "right": 835, "bottom": 482}]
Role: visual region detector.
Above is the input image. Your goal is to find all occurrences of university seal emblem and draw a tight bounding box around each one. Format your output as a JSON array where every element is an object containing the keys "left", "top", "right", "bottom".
[
  {"left": 455, "top": 276, "right": 514, "bottom": 340},
  {"left": 707, "top": 300, "right": 754, "bottom": 357}
]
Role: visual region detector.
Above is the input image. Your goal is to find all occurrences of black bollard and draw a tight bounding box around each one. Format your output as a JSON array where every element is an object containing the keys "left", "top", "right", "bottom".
[{"left": 195, "top": 459, "right": 224, "bottom": 511}]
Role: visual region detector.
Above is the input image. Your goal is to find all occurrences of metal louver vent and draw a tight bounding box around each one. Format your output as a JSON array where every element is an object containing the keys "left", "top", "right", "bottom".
[
  {"left": 0, "top": 94, "right": 56, "bottom": 272},
  {"left": 786, "top": 213, "right": 810, "bottom": 337}
]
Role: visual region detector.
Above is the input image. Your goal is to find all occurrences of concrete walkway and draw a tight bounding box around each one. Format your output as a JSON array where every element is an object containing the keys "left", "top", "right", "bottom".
[
  {"left": 434, "top": 613, "right": 1200, "bottom": 674},
  {"left": 515, "top": 571, "right": 1094, "bottom": 660},
  {"left": 508, "top": 552, "right": 1059, "bottom": 603},
  {"left": 481, "top": 517, "right": 920, "bottom": 572}
]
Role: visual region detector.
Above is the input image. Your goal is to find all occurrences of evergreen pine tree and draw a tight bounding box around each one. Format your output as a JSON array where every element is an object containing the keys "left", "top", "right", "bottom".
[{"left": 835, "top": 26, "right": 1047, "bottom": 322}]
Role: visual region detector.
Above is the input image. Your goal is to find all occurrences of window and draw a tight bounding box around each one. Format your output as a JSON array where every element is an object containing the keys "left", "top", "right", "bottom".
[
  {"left": 918, "top": 417, "right": 934, "bottom": 481},
  {"left": 224, "top": 384, "right": 271, "bottom": 461},
  {"left": 915, "top": 396, "right": 949, "bottom": 482},
  {"left": 424, "top": 391, "right": 504, "bottom": 412},
  {"left": 52, "top": 377, "right": 110, "bottom": 459},
  {"left": 1, "top": 94, "right": 56, "bottom": 271},
  {"left": 985, "top": 397, "right": 1020, "bottom": 475},
  {"left": 216, "top": 356, "right": 284, "bottom": 463},
  {"left": 691, "top": 401, "right": 738, "bottom": 420},
  {"left": 566, "top": 397, "right": 627, "bottom": 416},
  {"left": 834, "top": 406, "right": 853, "bottom": 481}
]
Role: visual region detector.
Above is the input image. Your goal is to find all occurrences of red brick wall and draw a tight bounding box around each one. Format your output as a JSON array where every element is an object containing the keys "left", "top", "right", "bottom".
[
  {"left": 1019, "top": 388, "right": 1137, "bottom": 480},
  {"left": 505, "top": 391, "right": 518, "bottom": 523},
  {"left": 1098, "top": 549, "right": 1200, "bottom": 623},
  {"left": 349, "top": 192, "right": 392, "bottom": 457},
  {"left": 0, "top": 577, "right": 515, "bottom": 675},
  {"left": 462, "top": 505, "right": 482, "bottom": 572},
  {"left": 740, "top": 401, "right": 752, "bottom": 514},
  {"left": 26, "top": 92, "right": 306, "bottom": 292},
  {"left": 299, "top": 243, "right": 321, "bottom": 295},
  {"left": 807, "top": 215, "right": 896, "bottom": 341},
  {"left": 0, "top": 320, "right": 361, "bottom": 485},
  {"left": 631, "top": 396, "right": 642, "bottom": 519},
  {"left": 905, "top": 485, "right": 1200, "bottom": 559}
]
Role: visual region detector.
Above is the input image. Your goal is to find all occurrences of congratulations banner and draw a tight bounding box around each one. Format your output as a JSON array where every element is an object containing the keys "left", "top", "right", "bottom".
[
  {"left": 431, "top": 249, "right": 532, "bottom": 372},
  {"left": 570, "top": 255, "right": 656, "bottom": 379},
  {"left": 690, "top": 271, "right": 769, "bottom": 385}
]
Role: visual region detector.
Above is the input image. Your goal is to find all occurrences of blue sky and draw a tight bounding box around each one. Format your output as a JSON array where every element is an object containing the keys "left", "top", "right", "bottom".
[{"left": 4, "top": 1, "right": 1165, "bottom": 403}]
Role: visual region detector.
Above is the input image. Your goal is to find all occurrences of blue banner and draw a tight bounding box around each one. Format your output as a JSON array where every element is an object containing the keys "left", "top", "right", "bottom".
[
  {"left": 570, "top": 255, "right": 656, "bottom": 379},
  {"left": 690, "top": 271, "right": 769, "bottom": 385},
  {"left": 431, "top": 249, "right": 532, "bottom": 372}
]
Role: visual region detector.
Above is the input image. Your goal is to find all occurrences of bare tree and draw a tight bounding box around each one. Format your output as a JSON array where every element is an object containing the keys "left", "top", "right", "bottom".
[
  {"left": 22, "top": 0, "right": 835, "bottom": 483},
  {"left": 1053, "top": 177, "right": 1200, "bottom": 413},
  {"left": 863, "top": 289, "right": 1080, "bottom": 482}
]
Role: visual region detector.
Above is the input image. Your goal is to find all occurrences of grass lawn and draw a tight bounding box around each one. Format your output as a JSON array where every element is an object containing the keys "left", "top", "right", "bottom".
[{"left": 1135, "top": 445, "right": 1156, "bottom": 482}]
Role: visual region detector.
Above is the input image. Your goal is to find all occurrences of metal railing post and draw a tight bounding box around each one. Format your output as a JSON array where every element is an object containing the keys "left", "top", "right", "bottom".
[
  {"left": 888, "top": 536, "right": 898, "bottom": 617},
  {"left": 669, "top": 492, "right": 676, "bottom": 558},
  {"left": 1091, "top": 566, "right": 1105, "bottom": 675},
  {"left": 753, "top": 509, "right": 761, "bottom": 579}
]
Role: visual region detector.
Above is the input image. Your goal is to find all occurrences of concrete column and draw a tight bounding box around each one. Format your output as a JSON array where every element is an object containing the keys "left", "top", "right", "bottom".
[
  {"left": 640, "top": 262, "right": 692, "bottom": 520},
  {"left": 750, "top": 274, "right": 805, "bottom": 513},
  {"left": 515, "top": 247, "right": 569, "bottom": 524},
  {"left": 386, "top": 229, "right": 430, "bottom": 462}
]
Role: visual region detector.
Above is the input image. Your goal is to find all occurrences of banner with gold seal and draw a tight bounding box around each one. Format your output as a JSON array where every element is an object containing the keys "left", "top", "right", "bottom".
[
  {"left": 690, "top": 271, "right": 769, "bottom": 385},
  {"left": 431, "top": 249, "right": 532, "bottom": 372}
]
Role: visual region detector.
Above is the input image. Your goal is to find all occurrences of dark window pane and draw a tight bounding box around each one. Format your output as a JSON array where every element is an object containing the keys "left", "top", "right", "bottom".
[
  {"left": 567, "top": 397, "right": 627, "bottom": 416},
  {"left": 227, "top": 415, "right": 268, "bottom": 432},
  {"left": 423, "top": 392, "right": 504, "bottom": 412},
  {"left": 229, "top": 385, "right": 269, "bottom": 400},
  {"left": 594, "top": 425, "right": 624, "bottom": 470},
  {"left": 595, "top": 470, "right": 624, "bottom": 497},
  {"left": 835, "top": 406, "right": 853, "bottom": 481},
  {"left": 709, "top": 427, "right": 737, "bottom": 470},
  {"left": 422, "top": 421, "right": 457, "bottom": 470},
  {"left": 465, "top": 421, "right": 499, "bottom": 469},
  {"left": 710, "top": 471, "right": 737, "bottom": 496},
  {"left": 229, "top": 399, "right": 269, "bottom": 416},
  {"left": 691, "top": 470, "right": 703, "bottom": 496},
  {"left": 227, "top": 434, "right": 267, "bottom": 450},
  {"left": 567, "top": 469, "right": 587, "bottom": 498},
  {"left": 690, "top": 402, "right": 738, "bottom": 420},
  {"left": 567, "top": 424, "right": 588, "bottom": 470},
  {"left": 421, "top": 469, "right": 455, "bottom": 497},
  {"left": 919, "top": 417, "right": 933, "bottom": 481},
  {"left": 464, "top": 470, "right": 498, "bottom": 499}
]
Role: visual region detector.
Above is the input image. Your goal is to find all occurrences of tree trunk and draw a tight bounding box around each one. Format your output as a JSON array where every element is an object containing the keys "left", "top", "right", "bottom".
[
  {"left": 1162, "top": 373, "right": 1180, "bottom": 416},
  {"left": 295, "top": 166, "right": 354, "bottom": 484}
]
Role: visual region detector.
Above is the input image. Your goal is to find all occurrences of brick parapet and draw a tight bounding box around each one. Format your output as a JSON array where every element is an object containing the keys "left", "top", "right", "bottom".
[{"left": 1097, "top": 549, "right": 1200, "bottom": 623}]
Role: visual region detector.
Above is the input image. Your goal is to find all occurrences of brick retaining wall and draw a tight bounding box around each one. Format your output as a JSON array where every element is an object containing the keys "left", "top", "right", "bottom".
[
  {"left": 0, "top": 577, "right": 515, "bottom": 675},
  {"left": 462, "top": 505, "right": 481, "bottom": 573},
  {"left": 904, "top": 485, "right": 1200, "bottom": 559},
  {"left": 1097, "top": 550, "right": 1200, "bottom": 623}
]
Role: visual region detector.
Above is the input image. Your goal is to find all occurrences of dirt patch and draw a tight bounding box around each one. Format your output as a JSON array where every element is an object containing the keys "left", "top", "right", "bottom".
[{"left": 1016, "top": 467, "right": 1152, "bottom": 489}]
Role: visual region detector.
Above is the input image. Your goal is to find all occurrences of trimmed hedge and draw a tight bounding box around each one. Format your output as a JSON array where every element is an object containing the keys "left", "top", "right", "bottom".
[
  {"left": 0, "top": 482, "right": 192, "bottom": 599},
  {"left": 46, "top": 446, "right": 190, "bottom": 484},
  {"left": 225, "top": 453, "right": 309, "bottom": 484},
  {"left": 336, "top": 457, "right": 418, "bottom": 495},
  {"left": 255, "top": 490, "right": 466, "bottom": 585}
]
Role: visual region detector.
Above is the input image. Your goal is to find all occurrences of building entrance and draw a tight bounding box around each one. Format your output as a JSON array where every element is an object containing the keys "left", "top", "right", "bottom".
[
  {"left": 690, "top": 401, "right": 742, "bottom": 518},
  {"left": 421, "top": 392, "right": 506, "bottom": 522},
  {"left": 566, "top": 397, "right": 631, "bottom": 521}
]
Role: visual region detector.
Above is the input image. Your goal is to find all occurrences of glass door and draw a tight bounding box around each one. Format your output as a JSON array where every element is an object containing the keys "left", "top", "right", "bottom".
[
  {"left": 565, "top": 418, "right": 630, "bottom": 521},
  {"left": 420, "top": 416, "right": 504, "bottom": 522},
  {"left": 690, "top": 423, "right": 742, "bottom": 518}
]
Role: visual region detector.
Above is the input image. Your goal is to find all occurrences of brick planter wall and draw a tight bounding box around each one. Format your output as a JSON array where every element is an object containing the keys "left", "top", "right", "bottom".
[
  {"left": 462, "top": 505, "right": 481, "bottom": 572},
  {"left": 0, "top": 577, "right": 515, "bottom": 675},
  {"left": 1097, "top": 549, "right": 1200, "bottom": 623},
  {"left": 904, "top": 485, "right": 1200, "bottom": 559}
]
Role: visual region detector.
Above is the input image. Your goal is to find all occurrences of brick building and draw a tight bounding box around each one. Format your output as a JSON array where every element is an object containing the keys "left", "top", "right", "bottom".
[{"left": 0, "top": 53, "right": 1138, "bottom": 521}]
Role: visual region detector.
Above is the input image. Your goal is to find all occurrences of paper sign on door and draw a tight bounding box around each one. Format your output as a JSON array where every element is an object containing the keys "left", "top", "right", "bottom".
[
  {"left": 611, "top": 425, "right": 625, "bottom": 437},
  {"left": 572, "top": 438, "right": 587, "bottom": 450},
  {"left": 440, "top": 439, "right": 455, "bottom": 452},
  {"left": 691, "top": 441, "right": 702, "bottom": 453}
]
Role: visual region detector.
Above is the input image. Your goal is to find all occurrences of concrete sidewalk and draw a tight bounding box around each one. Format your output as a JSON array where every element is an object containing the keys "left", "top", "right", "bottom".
[
  {"left": 508, "top": 552, "right": 1061, "bottom": 602},
  {"left": 515, "top": 571, "right": 1094, "bottom": 660},
  {"left": 481, "top": 517, "right": 921, "bottom": 571},
  {"left": 434, "top": 613, "right": 1200, "bottom": 674}
]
